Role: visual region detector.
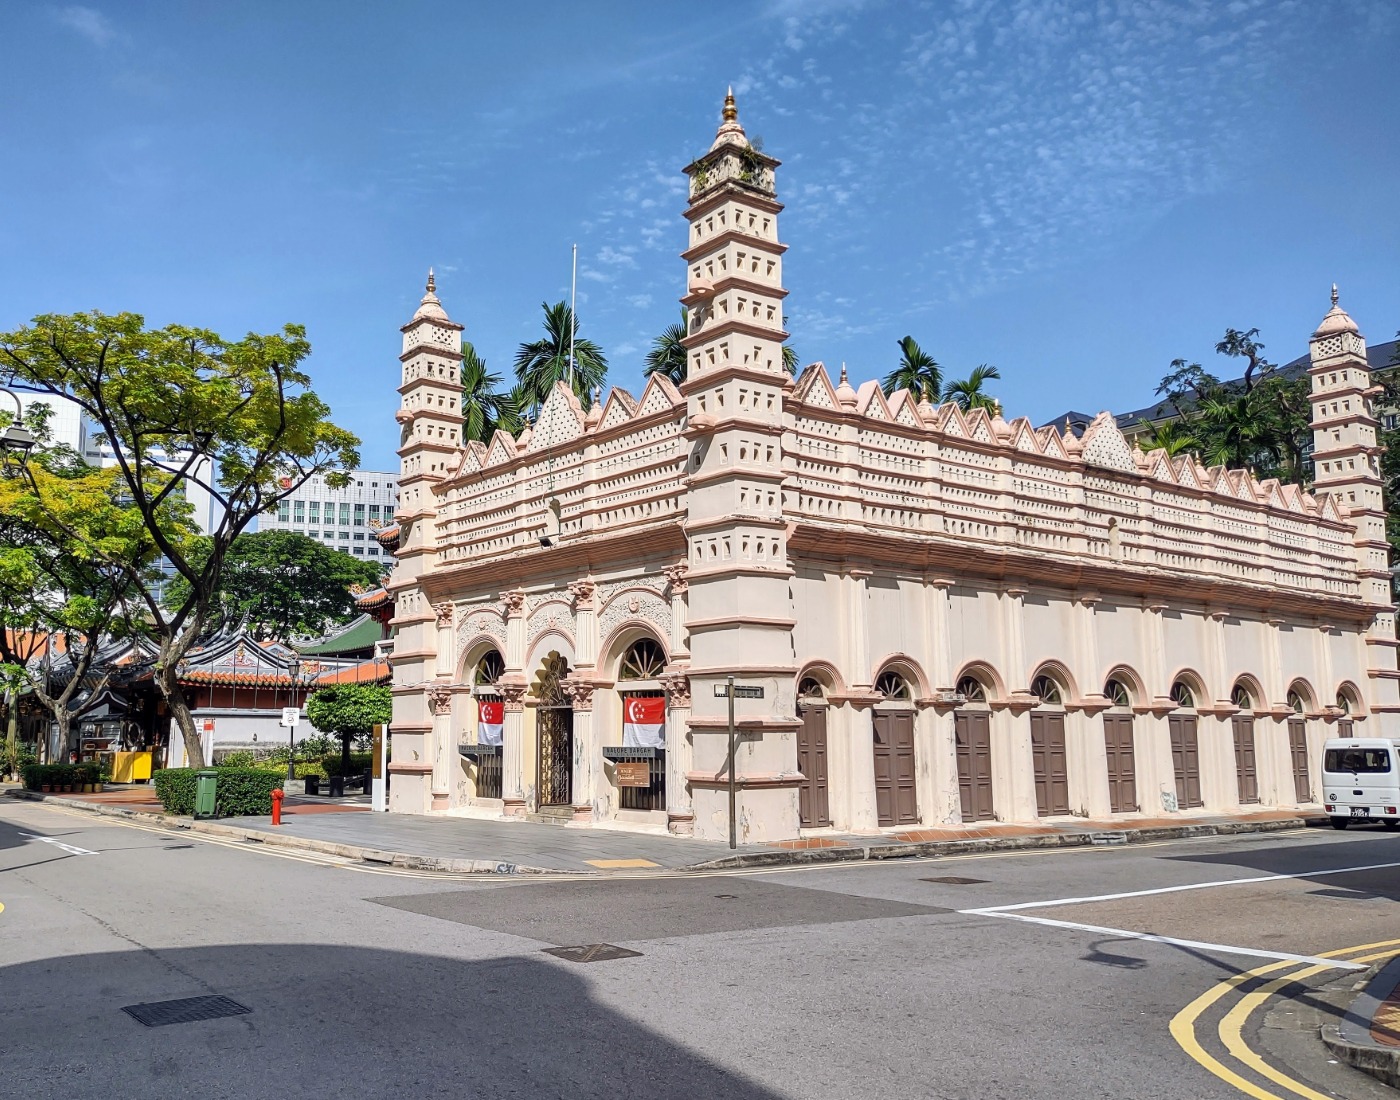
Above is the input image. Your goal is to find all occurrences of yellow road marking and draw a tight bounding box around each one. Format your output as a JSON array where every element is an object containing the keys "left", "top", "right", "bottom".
[
  {"left": 585, "top": 858, "right": 660, "bottom": 869},
  {"left": 1171, "top": 938, "right": 1400, "bottom": 1100}
]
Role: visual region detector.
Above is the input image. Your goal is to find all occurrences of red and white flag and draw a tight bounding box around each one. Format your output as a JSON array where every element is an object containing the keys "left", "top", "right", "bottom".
[
  {"left": 478, "top": 699, "right": 503, "bottom": 746},
  {"left": 623, "top": 695, "right": 666, "bottom": 749}
]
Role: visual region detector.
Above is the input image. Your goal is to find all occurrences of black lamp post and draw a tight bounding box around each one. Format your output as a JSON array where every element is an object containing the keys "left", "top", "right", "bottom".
[
  {"left": 285, "top": 657, "right": 304, "bottom": 782},
  {"left": 0, "top": 387, "right": 35, "bottom": 470}
]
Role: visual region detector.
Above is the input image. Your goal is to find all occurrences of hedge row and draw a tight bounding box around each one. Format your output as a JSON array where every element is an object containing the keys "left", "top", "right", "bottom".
[
  {"left": 152, "top": 768, "right": 284, "bottom": 817},
  {"left": 22, "top": 763, "right": 103, "bottom": 790}
]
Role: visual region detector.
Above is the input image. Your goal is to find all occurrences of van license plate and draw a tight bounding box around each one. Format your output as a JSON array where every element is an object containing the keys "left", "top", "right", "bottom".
[{"left": 1351, "top": 807, "right": 1370, "bottom": 818}]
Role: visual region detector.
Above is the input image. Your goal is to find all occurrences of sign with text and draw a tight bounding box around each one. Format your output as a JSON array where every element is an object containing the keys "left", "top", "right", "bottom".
[
  {"left": 714, "top": 684, "right": 765, "bottom": 699},
  {"left": 279, "top": 707, "right": 300, "bottom": 728},
  {"left": 614, "top": 762, "right": 651, "bottom": 788}
]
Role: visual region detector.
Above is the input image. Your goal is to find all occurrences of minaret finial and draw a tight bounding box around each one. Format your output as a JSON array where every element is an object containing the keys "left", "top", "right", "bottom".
[
  {"left": 723, "top": 86, "right": 738, "bottom": 123},
  {"left": 427, "top": 267, "right": 436, "bottom": 294},
  {"left": 839, "top": 362, "right": 848, "bottom": 383},
  {"left": 1331, "top": 282, "right": 1339, "bottom": 307}
]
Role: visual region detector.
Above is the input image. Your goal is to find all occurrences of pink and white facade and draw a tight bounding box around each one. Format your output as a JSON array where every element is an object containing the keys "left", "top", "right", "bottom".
[{"left": 383, "top": 94, "right": 1397, "bottom": 842}]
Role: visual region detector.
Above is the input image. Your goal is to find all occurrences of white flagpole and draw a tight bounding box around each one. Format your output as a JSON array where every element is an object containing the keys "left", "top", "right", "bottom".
[{"left": 569, "top": 243, "right": 577, "bottom": 392}]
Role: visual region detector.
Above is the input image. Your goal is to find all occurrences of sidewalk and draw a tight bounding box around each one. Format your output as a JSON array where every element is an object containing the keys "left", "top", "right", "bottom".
[
  {"left": 1323, "top": 954, "right": 1400, "bottom": 1088},
  {"left": 4, "top": 784, "right": 1327, "bottom": 875}
]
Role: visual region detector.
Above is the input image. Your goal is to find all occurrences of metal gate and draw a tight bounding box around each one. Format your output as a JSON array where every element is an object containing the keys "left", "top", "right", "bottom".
[
  {"left": 1232, "top": 716, "right": 1259, "bottom": 804},
  {"left": 955, "top": 710, "right": 995, "bottom": 822},
  {"left": 536, "top": 706, "right": 573, "bottom": 807},
  {"left": 1169, "top": 715, "right": 1203, "bottom": 808},
  {"left": 1030, "top": 711, "right": 1069, "bottom": 816},
  {"left": 798, "top": 704, "right": 831, "bottom": 827},
  {"left": 1103, "top": 713, "right": 1137, "bottom": 814},
  {"left": 873, "top": 710, "right": 918, "bottom": 826},
  {"left": 1288, "top": 718, "right": 1310, "bottom": 803}
]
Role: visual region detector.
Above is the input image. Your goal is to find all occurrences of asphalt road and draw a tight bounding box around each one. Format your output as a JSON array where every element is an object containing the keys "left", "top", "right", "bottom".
[{"left": 1, "top": 798, "right": 1397, "bottom": 1100}]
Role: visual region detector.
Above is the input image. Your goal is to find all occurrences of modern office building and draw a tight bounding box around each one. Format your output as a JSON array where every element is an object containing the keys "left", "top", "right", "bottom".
[{"left": 259, "top": 469, "right": 400, "bottom": 563}]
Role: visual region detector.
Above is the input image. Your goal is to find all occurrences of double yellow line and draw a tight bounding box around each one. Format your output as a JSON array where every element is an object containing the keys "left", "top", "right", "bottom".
[{"left": 1171, "top": 937, "right": 1400, "bottom": 1099}]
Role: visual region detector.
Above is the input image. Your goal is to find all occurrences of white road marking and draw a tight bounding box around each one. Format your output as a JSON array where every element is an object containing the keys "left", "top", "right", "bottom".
[
  {"left": 975, "top": 911, "right": 1368, "bottom": 970},
  {"left": 961, "top": 858, "right": 1400, "bottom": 915},
  {"left": 19, "top": 832, "right": 96, "bottom": 856}
]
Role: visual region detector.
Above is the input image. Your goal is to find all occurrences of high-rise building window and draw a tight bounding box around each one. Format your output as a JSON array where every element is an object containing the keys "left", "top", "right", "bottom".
[
  {"left": 353, "top": 546, "right": 364, "bottom": 555},
  {"left": 308, "top": 502, "right": 320, "bottom": 523},
  {"left": 325, "top": 501, "right": 335, "bottom": 518},
  {"left": 368, "top": 547, "right": 379, "bottom": 556},
  {"left": 354, "top": 532, "right": 365, "bottom": 541},
  {"left": 369, "top": 504, "right": 381, "bottom": 522},
  {"left": 293, "top": 501, "right": 305, "bottom": 522},
  {"left": 278, "top": 501, "right": 289, "bottom": 521},
  {"left": 354, "top": 503, "right": 366, "bottom": 525},
  {"left": 339, "top": 503, "right": 351, "bottom": 525}
]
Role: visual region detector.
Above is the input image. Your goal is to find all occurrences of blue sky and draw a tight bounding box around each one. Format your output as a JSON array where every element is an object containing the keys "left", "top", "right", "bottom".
[{"left": 3, "top": 1, "right": 1398, "bottom": 470}]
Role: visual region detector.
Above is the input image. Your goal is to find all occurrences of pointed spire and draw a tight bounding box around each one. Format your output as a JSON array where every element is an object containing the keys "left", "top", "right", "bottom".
[
  {"left": 427, "top": 267, "right": 436, "bottom": 294},
  {"left": 585, "top": 387, "right": 603, "bottom": 429},
  {"left": 1313, "top": 281, "right": 1358, "bottom": 338},
  {"left": 723, "top": 86, "right": 738, "bottom": 122},
  {"left": 710, "top": 85, "right": 748, "bottom": 151},
  {"left": 835, "top": 362, "right": 857, "bottom": 409},
  {"left": 412, "top": 266, "right": 448, "bottom": 322},
  {"left": 1331, "top": 282, "right": 1339, "bottom": 307}
]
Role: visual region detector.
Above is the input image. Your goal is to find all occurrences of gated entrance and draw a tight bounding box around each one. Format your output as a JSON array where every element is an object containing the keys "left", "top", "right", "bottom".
[
  {"left": 534, "top": 654, "right": 573, "bottom": 808},
  {"left": 797, "top": 678, "right": 831, "bottom": 828},
  {"left": 872, "top": 670, "right": 917, "bottom": 827}
]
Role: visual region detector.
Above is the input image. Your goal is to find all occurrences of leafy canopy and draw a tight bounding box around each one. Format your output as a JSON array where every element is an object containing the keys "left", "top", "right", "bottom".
[
  {"left": 514, "top": 301, "right": 607, "bottom": 414},
  {"left": 882, "top": 336, "right": 942, "bottom": 402},
  {"left": 305, "top": 683, "right": 392, "bottom": 737}
]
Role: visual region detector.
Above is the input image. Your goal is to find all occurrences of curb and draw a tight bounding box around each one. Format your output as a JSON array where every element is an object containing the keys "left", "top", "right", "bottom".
[
  {"left": 1320, "top": 954, "right": 1400, "bottom": 1089},
  {"left": 680, "top": 816, "right": 1325, "bottom": 871},
  {"left": 1322, "top": 1024, "right": 1400, "bottom": 1089},
  {"left": 4, "top": 789, "right": 576, "bottom": 876}
]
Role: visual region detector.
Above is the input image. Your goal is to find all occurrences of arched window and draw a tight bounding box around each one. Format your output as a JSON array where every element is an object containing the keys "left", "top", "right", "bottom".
[
  {"left": 798, "top": 677, "right": 825, "bottom": 700},
  {"left": 1105, "top": 678, "right": 1131, "bottom": 708},
  {"left": 877, "top": 670, "right": 913, "bottom": 700},
  {"left": 1031, "top": 675, "right": 1062, "bottom": 706},
  {"left": 474, "top": 650, "right": 504, "bottom": 689},
  {"left": 955, "top": 675, "right": 986, "bottom": 703},
  {"left": 619, "top": 637, "right": 666, "bottom": 681},
  {"left": 1231, "top": 684, "right": 1252, "bottom": 710},
  {"left": 1170, "top": 681, "right": 1195, "bottom": 709},
  {"left": 1336, "top": 690, "right": 1352, "bottom": 715},
  {"left": 1287, "top": 690, "right": 1305, "bottom": 714}
]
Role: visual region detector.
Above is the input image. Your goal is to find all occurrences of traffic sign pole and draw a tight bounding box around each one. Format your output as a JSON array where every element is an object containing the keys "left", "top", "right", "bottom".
[{"left": 727, "top": 674, "right": 736, "bottom": 850}]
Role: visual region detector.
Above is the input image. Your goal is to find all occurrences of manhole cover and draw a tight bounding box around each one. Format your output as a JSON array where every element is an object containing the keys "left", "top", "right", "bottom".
[
  {"left": 121, "top": 995, "right": 251, "bottom": 1028},
  {"left": 542, "top": 944, "right": 643, "bottom": 964},
  {"left": 921, "top": 876, "right": 987, "bottom": 885}
]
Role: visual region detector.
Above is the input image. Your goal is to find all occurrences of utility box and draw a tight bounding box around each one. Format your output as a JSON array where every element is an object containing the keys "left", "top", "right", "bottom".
[{"left": 194, "top": 769, "right": 218, "bottom": 819}]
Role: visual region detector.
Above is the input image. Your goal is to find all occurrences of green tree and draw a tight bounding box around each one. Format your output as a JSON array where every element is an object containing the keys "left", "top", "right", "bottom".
[
  {"left": 305, "top": 682, "right": 391, "bottom": 769},
  {"left": 165, "top": 530, "right": 382, "bottom": 641},
  {"left": 514, "top": 301, "right": 607, "bottom": 415},
  {"left": 1215, "top": 327, "right": 1271, "bottom": 392},
  {"left": 1134, "top": 419, "right": 1198, "bottom": 457},
  {"left": 942, "top": 364, "right": 1002, "bottom": 412},
  {"left": 882, "top": 336, "right": 942, "bottom": 401},
  {"left": 0, "top": 311, "right": 360, "bottom": 768},
  {"left": 645, "top": 308, "right": 689, "bottom": 386},
  {"left": 461, "top": 340, "right": 521, "bottom": 443}
]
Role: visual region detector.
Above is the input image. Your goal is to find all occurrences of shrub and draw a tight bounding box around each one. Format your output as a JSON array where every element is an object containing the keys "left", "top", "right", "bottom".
[
  {"left": 218, "top": 750, "right": 258, "bottom": 768},
  {"left": 294, "top": 760, "right": 326, "bottom": 780},
  {"left": 323, "top": 752, "right": 373, "bottom": 777},
  {"left": 24, "top": 763, "right": 82, "bottom": 790},
  {"left": 153, "top": 767, "right": 284, "bottom": 817}
]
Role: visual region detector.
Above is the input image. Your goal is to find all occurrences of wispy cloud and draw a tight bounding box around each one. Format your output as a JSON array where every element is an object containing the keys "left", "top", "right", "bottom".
[{"left": 53, "top": 5, "right": 123, "bottom": 47}]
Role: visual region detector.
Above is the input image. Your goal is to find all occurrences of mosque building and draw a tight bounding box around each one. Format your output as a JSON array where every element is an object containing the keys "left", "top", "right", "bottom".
[{"left": 381, "top": 93, "right": 1395, "bottom": 842}]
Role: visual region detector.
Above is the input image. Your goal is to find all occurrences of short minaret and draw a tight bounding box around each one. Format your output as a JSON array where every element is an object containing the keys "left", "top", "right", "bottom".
[
  {"left": 1308, "top": 286, "right": 1396, "bottom": 694},
  {"left": 389, "top": 270, "right": 466, "bottom": 814},
  {"left": 679, "top": 92, "right": 802, "bottom": 842}
]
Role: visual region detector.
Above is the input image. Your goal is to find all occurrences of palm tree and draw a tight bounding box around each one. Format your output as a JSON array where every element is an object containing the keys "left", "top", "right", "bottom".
[
  {"left": 461, "top": 341, "right": 522, "bottom": 443},
  {"left": 941, "top": 364, "right": 1001, "bottom": 412},
  {"left": 882, "top": 336, "right": 941, "bottom": 401},
  {"left": 1196, "top": 393, "right": 1272, "bottom": 470},
  {"left": 781, "top": 314, "right": 797, "bottom": 375},
  {"left": 645, "top": 308, "right": 688, "bottom": 385},
  {"left": 1134, "top": 419, "right": 1197, "bottom": 458},
  {"left": 514, "top": 301, "right": 608, "bottom": 414}
]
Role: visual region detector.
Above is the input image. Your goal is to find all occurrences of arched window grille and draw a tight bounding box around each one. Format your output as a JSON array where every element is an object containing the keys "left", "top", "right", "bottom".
[
  {"left": 877, "top": 670, "right": 913, "bottom": 700},
  {"left": 1231, "top": 684, "right": 1253, "bottom": 710},
  {"left": 1287, "top": 690, "right": 1305, "bottom": 714},
  {"left": 619, "top": 637, "right": 667, "bottom": 681},
  {"left": 1031, "top": 675, "right": 1062, "bottom": 705},
  {"left": 474, "top": 650, "right": 504, "bottom": 690},
  {"left": 1336, "top": 690, "right": 1352, "bottom": 715},
  {"left": 1170, "top": 681, "right": 1195, "bottom": 709},
  {"left": 1104, "top": 678, "right": 1131, "bottom": 708},
  {"left": 798, "top": 677, "right": 825, "bottom": 700},
  {"left": 955, "top": 676, "right": 986, "bottom": 703}
]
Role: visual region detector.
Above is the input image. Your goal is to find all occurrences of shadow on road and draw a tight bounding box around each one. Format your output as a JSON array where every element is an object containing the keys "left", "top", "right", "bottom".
[
  {"left": 0, "top": 943, "right": 784, "bottom": 1099},
  {"left": 1164, "top": 830, "right": 1400, "bottom": 902}
]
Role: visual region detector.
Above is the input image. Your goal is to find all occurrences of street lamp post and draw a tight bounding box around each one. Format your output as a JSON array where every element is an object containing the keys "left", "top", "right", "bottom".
[
  {"left": 0, "top": 387, "right": 36, "bottom": 468},
  {"left": 286, "top": 657, "right": 304, "bottom": 783}
]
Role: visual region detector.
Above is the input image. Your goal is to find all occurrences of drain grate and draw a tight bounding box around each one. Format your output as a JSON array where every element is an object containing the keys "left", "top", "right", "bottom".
[
  {"left": 122, "top": 995, "right": 251, "bottom": 1028},
  {"left": 542, "top": 944, "right": 643, "bottom": 964},
  {"left": 921, "top": 876, "right": 988, "bottom": 885},
  {"left": 1090, "top": 832, "right": 1128, "bottom": 846},
  {"left": 714, "top": 894, "right": 739, "bottom": 900}
]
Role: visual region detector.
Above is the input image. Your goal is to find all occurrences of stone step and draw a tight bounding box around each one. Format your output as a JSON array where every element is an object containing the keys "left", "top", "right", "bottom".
[{"left": 524, "top": 806, "right": 575, "bottom": 826}]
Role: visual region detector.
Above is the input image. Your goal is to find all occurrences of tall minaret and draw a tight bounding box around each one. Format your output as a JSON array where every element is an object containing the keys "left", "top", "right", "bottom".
[
  {"left": 396, "top": 269, "right": 465, "bottom": 516},
  {"left": 679, "top": 92, "right": 802, "bottom": 842},
  {"left": 1307, "top": 286, "right": 1396, "bottom": 681}
]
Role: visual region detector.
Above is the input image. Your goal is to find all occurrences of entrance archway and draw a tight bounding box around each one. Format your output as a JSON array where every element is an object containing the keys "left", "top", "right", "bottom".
[
  {"left": 1230, "top": 682, "right": 1259, "bottom": 804},
  {"left": 533, "top": 652, "right": 573, "bottom": 808},
  {"left": 1102, "top": 676, "right": 1138, "bottom": 814},
  {"left": 872, "top": 669, "right": 918, "bottom": 826},
  {"left": 1029, "top": 674, "right": 1069, "bottom": 817},
  {"left": 1168, "top": 679, "right": 1203, "bottom": 809},
  {"left": 954, "top": 674, "right": 995, "bottom": 823},
  {"left": 796, "top": 676, "right": 831, "bottom": 828},
  {"left": 1286, "top": 687, "right": 1311, "bottom": 803}
]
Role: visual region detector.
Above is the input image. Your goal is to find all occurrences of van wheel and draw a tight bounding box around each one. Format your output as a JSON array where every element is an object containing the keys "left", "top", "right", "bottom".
[
  {"left": 1331, "top": 818, "right": 1349, "bottom": 830},
  {"left": 1382, "top": 819, "right": 1399, "bottom": 831}
]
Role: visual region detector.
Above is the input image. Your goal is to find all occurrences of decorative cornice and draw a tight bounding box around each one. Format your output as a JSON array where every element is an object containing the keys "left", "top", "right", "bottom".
[
  {"left": 560, "top": 677, "right": 596, "bottom": 712},
  {"left": 568, "top": 580, "right": 596, "bottom": 610},
  {"left": 663, "top": 563, "right": 689, "bottom": 595},
  {"left": 433, "top": 602, "right": 455, "bottom": 629},
  {"left": 501, "top": 590, "right": 527, "bottom": 617}
]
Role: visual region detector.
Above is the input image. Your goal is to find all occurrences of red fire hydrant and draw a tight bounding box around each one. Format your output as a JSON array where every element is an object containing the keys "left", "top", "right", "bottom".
[{"left": 271, "top": 787, "right": 284, "bottom": 826}]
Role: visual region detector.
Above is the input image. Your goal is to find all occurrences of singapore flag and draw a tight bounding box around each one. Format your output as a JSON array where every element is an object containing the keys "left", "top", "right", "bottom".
[
  {"left": 478, "top": 699, "right": 504, "bottom": 746},
  {"left": 622, "top": 695, "right": 666, "bottom": 749}
]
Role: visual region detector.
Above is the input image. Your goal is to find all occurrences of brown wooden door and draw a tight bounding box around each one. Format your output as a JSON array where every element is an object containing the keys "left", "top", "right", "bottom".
[
  {"left": 1288, "top": 718, "right": 1310, "bottom": 803},
  {"left": 872, "top": 710, "right": 917, "bottom": 826},
  {"left": 1030, "top": 711, "right": 1069, "bottom": 816},
  {"left": 1233, "top": 716, "right": 1259, "bottom": 804},
  {"left": 955, "top": 711, "right": 995, "bottom": 822},
  {"left": 1103, "top": 714, "right": 1137, "bottom": 814},
  {"left": 797, "top": 704, "right": 831, "bottom": 828},
  {"left": 1170, "top": 715, "right": 1203, "bottom": 808}
]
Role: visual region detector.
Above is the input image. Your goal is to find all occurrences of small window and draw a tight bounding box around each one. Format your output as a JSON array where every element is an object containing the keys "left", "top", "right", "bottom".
[
  {"left": 1336, "top": 691, "right": 1352, "bottom": 715},
  {"left": 475, "top": 650, "right": 505, "bottom": 688},
  {"left": 1170, "top": 681, "right": 1195, "bottom": 708},
  {"left": 798, "top": 677, "right": 825, "bottom": 700},
  {"left": 1324, "top": 747, "right": 1391, "bottom": 774},
  {"left": 1287, "top": 690, "right": 1305, "bottom": 714},
  {"left": 1031, "top": 676, "right": 1062, "bottom": 705},
  {"left": 879, "top": 670, "right": 914, "bottom": 700},
  {"left": 955, "top": 676, "right": 984, "bottom": 703},
  {"left": 619, "top": 638, "right": 667, "bottom": 681},
  {"left": 1105, "top": 678, "right": 1131, "bottom": 708},
  {"left": 1231, "top": 684, "right": 1252, "bottom": 710}
]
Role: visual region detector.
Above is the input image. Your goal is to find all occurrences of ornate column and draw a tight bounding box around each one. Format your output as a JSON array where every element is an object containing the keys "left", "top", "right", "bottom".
[
  {"left": 1070, "top": 592, "right": 1110, "bottom": 817},
  {"left": 426, "top": 683, "right": 454, "bottom": 809},
  {"left": 664, "top": 565, "right": 690, "bottom": 660},
  {"left": 563, "top": 678, "right": 596, "bottom": 822},
  {"left": 663, "top": 670, "right": 693, "bottom": 835},
  {"left": 570, "top": 582, "right": 597, "bottom": 670},
  {"left": 847, "top": 568, "right": 872, "bottom": 688},
  {"left": 1139, "top": 601, "right": 1174, "bottom": 809},
  {"left": 499, "top": 680, "right": 528, "bottom": 816},
  {"left": 432, "top": 602, "right": 455, "bottom": 679},
  {"left": 503, "top": 589, "right": 527, "bottom": 671},
  {"left": 997, "top": 585, "right": 1037, "bottom": 821},
  {"left": 929, "top": 577, "right": 955, "bottom": 692}
]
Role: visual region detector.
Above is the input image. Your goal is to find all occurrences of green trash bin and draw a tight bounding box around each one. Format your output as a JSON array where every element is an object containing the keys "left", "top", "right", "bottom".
[{"left": 194, "top": 769, "right": 218, "bottom": 819}]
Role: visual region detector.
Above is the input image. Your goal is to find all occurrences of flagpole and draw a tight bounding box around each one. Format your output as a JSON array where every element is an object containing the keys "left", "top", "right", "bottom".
[{"left": 569, "top": 243, "right": 577, "bottom": 393}]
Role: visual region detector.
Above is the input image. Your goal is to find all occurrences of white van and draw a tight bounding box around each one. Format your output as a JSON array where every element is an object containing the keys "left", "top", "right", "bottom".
[{"left": 1322, "top": 737, "right": 1400, "bottom": 830}]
